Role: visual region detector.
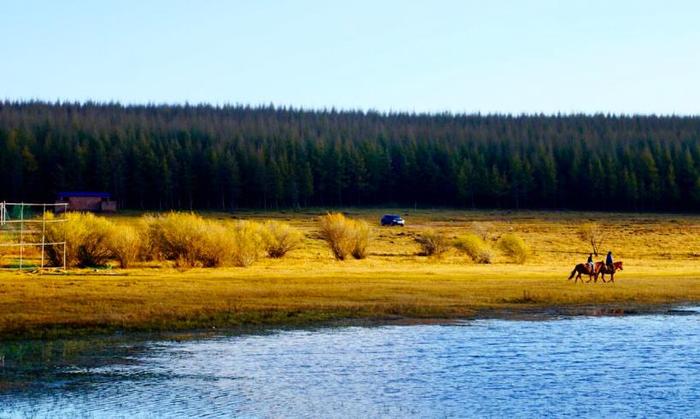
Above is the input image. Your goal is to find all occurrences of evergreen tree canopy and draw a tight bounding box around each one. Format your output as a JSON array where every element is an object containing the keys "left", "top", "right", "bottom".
[{"left": 1, "top": 101, "right": 699, "bottom": 211}]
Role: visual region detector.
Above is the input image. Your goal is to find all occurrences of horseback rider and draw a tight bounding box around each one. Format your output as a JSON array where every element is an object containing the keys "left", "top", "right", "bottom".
[
  {"left": 587, "top": 253, "right": 594, "bottom": 273},
  {"left": 606, "top": 251, "right": 614, "bottom": 271}
]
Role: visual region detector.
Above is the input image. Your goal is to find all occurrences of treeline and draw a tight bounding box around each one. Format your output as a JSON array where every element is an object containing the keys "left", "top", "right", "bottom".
[{"left": 1, "top": 100, "right": 700, "bottom": 211}]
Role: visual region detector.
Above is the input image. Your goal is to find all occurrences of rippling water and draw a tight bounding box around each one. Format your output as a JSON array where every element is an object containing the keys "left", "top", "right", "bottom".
[{"left": 1, "top": 309, "right": 699, "bottom": 418}]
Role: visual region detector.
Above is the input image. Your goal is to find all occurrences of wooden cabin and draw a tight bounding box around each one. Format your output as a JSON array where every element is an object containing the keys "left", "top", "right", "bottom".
[{"left": 56, "top": 192, "right": 117, "bottom": 213}]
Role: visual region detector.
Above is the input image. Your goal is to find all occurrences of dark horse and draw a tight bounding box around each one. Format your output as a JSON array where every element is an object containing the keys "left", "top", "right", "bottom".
[
  {"left": 568, "top": 262, "right": 601, "bottom": 283},
  {"left": 597, "top": 261, "right": 624, "bottom": 283}
]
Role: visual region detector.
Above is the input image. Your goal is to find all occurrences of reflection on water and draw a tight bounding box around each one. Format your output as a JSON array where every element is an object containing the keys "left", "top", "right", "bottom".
[{"left": 1, "top": 309, "right": 699, "bottom": 418}]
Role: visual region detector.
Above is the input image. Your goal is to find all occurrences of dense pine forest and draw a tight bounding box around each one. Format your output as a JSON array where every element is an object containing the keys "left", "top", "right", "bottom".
[{"left": 1, "top": 101, "right": 699, "bottom": 211}]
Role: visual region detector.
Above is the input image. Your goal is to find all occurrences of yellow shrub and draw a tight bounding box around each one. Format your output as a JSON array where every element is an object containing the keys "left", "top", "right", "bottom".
[
  {"left": 415, "top": 229, "right": 449, "bottom": 257},
  {"left": 497, "top": 233, "right": 529, "bottom": 264},
  {"left": 350, "top": 220, "right": 371, "bottom": 260},
  {"left": 44, "top": 212, "right": 83, "bottom": 267},
  {"left": 261, "top": 221, "right": 303, "bottom": 258},
  {"left": 144, "top": 212, "right": 233, "bottom": 268},
  {"left": 44, "top": 212, "right": 115, "bottom": 267},
  {"left": 137, "top": 215, "right": 159, "bottom": 261},
  {"left": 319, "top": 213, "right": 355, "bottom": 260},
  {"left": 454, "top": 233, "right": 493, "bottom": 264},
  {"left": 318, "top": 213, "right": 371, "bottom": 260},
  {"left": 109, "top": 224, "right": 141, "bottom": 268},
  {"left": 230, "top": 221, "right": 264, "bottom": 267}
]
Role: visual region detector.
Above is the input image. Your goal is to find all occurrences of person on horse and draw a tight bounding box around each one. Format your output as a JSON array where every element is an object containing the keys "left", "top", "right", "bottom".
[
  {"left": 587, "top": 253, "right": 594, "bottom": 273},
  {"left": 606, "top": 251, "right": 614, "bottom": 271}
]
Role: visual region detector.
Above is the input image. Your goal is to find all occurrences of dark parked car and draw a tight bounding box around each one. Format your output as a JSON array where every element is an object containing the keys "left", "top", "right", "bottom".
[{"left": 381, "top": 214, "right": 405, "bottom": 226}]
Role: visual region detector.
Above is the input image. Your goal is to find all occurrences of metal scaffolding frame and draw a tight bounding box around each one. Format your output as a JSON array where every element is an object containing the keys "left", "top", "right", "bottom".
[{"left": 0, "top": 201, "right": 68, "bottom": 271}]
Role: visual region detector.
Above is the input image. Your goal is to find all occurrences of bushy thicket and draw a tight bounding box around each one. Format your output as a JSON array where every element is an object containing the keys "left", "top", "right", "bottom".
[
  {"left": 40, "top": 212, "right": 301, "bottom": 269},
  {"left": 454, "top": 234, "right": 493, "bottom": 264},
  {"left": 109, "top": 225, "right": 141, "bottom": 268},
  {"left": 230, "top": 221, "right": 264, "bottom": 267},
  {"left": 318, "top": 213, "right": 371, "bottom": 260},
  {"left": 143, "top": 213, "right": 234, "bottom": 268},
  {"left": 44, "top": 212, "right": 117, "bottom": 267},
  {"left": 415, "top": 229, "right": 449, "bottom": 257},
  {"left": 261, "top": 221, "right": 303, "bottom": 258},
  {"left": 36, "top": 210, "right": 530, "bottom": 268},
  {"left": 497, "top": 233, "right": 529, "bottom": 264},
  {"left": 350, "top": 220, "right": 371, "bottom": 259}
]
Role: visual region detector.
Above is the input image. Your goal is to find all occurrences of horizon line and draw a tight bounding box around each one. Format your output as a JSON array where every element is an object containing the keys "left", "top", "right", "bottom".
[{"left": 2, "top": 97, "right": 700, "bottom": 119}]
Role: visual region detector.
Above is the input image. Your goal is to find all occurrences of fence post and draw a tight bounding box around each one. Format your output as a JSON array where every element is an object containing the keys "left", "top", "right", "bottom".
[
  {"left": 62, "top": 204, "right": 67, "bottom": 271},
  {"left": 40, "top": 204, "right": 46, "bottom": 272},
  {"left": 19, "top": 203, "right": 24, "bottom": 271}
]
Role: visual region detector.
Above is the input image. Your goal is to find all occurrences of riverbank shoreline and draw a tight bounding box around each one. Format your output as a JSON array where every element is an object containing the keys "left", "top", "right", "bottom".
[
  {"left": 2, "top": 297, "right": 697, "bottom": 341},
  {"left": 3, "top": 303, "right": 697, "bottom": 418}
]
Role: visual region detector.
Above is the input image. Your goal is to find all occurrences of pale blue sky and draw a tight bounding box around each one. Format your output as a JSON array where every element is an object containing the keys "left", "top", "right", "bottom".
[{"left": 2, "top": 1, "right": 699, "bottom": 114}]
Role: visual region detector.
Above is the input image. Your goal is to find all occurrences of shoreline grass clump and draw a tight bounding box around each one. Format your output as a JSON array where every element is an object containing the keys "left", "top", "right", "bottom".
[
  {"left": 415, "top": 229, "right": 449, "bottom": 257},
  {"left": 319, "top": 213, "right": 371, "bottom": 260},
  {"left": 497, "top": 233, "right": 529, "bottom": 264},
  {"left": 454, "top": 233, "right": 493, "bottom": 264},
  {"left": 262, "top": 221, "right": 303, "bottom": 258}
]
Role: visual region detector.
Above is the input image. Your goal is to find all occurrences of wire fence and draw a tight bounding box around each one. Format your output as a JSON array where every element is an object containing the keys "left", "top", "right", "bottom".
[{"left": 0, "top": 202, "right": 68, "bottom": 271}]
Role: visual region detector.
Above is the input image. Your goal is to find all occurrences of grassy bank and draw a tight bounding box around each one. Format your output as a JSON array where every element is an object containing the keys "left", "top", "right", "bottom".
[{"left": 1, "top": 209, "right": 700, "bottom": 339}]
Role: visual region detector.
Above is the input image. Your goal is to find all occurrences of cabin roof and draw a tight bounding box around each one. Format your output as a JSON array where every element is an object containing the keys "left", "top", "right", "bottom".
[{"left": 57, "top": 191, "right": 112, "bottom": 199}]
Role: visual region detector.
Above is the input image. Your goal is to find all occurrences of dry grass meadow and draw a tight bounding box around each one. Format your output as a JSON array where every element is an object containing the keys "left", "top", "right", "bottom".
[{"left": 1, "top": 209, "right": 700, "bottom": 339}]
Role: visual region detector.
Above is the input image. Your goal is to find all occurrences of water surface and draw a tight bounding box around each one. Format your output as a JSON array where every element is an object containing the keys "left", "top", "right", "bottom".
[{"left": 1, "top": 309, "right": 699, "bottom": 418}]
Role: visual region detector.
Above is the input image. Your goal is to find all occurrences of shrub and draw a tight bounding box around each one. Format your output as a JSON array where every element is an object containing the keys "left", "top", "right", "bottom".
[
  {"left": 415, "top": 229, "right": 449, "bottom": 257},
  {"left": 137, "top": 215, "right": 160, "bottom": 261},
  {"left": 318, "top": 213, "right": 371, "bottom": 260},
  {"left": 469, "top": 221, "right": 494, "bottom": 241},
  {"left": 230, "top": 221, "right": 264, "bottom": 267},
  {"left": 577, "top": 222, "right": 604, "bottom": 256},
  {"left": 109, "top": 224, "right": 142, "bottom": 268},
  {"left": 44, "top": 212, "right": 115, "bottom": 267},
  {"left": 144, "top": 212, "right": 233, "bottom": 267},
  {"left": 200, "top": 222, "right": 235, "bottom": 267},
  {"left": 497, "top": 233, "right": 529, "bottom": 264},
  {"left": 350, "top": 220, "right": 371, "bottom": 260},
  {"left": 318, "top": 213, "right": 354, "bottom": 260},
  {"left": 144, "top": 212, "right": 200, "bottom": 266},
  {"left": 44, "top": 212, "right": 83, "bottom": 267},
  {"left": 262, "top": 221, "right": 303, "bottom": 258},
  {"left": 454, "top": 233, "right": 493, "bottom": 264}
]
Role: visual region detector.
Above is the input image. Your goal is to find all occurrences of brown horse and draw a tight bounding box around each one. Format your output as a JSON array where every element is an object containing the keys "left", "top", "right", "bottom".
[
  {"left": 598, "top": 261, "right": 624, "bottom": 283},
  {"left": 587, "top": 261, "right": 606, "bottom": 283},
  {"left": 568, "top": 262, "right": 600, "bottom": 283}
]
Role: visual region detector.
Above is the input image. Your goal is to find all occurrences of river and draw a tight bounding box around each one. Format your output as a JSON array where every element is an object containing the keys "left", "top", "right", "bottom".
[{"left": 1, "top": 308, "right": 698, "bottom": 418}]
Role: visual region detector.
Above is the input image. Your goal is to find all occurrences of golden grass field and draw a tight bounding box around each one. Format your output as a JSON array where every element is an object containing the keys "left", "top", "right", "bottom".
[{"left": 1, "top": 209, "right": 700, "bottom": 339}]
